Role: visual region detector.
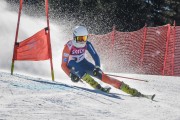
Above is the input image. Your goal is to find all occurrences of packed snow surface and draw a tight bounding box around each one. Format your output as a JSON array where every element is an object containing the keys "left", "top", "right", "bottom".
[
  {"left": 0, "top": 0, "right": 180, "bottom": 119},
  {"left": 0, "top": 71, "right": 180, "bottom": 120}
]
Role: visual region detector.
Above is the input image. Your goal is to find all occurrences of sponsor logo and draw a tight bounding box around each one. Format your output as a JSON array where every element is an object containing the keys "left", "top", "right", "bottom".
[
  {"left": 63, "top": 53, "right": 69, "bottom": 57},
  {"left": 71, "top": 49, "right": 85, "bottom": 55},
  {"left": 79, "top": 54, "right": 84, "bottom": 59},
  {"left": 63, "top": 58, "right": 68, "bottom": 62}
]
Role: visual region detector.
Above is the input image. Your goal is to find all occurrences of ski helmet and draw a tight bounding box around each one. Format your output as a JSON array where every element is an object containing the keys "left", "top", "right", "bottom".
[{"left": 72, "top": 26, "right": 88, "bottom": 48}]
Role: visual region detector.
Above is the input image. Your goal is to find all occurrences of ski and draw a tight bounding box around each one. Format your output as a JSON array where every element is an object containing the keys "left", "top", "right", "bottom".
[{"left": 141, "top": 94, "right": 156, "bottom": 100}]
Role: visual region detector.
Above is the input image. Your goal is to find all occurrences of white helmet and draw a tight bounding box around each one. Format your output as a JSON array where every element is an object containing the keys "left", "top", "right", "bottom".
[{"left": 72, "top": 26, "right": 88, "bottom": 48}]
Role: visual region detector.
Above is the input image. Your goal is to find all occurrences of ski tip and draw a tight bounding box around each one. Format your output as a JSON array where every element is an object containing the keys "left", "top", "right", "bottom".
[{"left": 151, "top": 94, "right": 156, "bottom": 100}]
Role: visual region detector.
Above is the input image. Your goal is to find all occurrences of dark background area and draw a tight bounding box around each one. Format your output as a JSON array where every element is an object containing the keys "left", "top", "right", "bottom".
[{"left": 7, "top": 0, "right": 180, "bottom": 34}]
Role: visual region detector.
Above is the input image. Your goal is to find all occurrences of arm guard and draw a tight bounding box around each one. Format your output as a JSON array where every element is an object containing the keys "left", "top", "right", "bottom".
[{"left": 61, "top": 45, "right": 71, "bottom": 76}]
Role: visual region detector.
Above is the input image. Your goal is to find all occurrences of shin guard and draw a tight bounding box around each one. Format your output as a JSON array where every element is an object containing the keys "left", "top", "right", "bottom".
[
  {"left": 120, "top": 82, "right": 141, "bottom": 96},
  {"left": 82, "top": 73, "right": 110, "bottom": 93}
]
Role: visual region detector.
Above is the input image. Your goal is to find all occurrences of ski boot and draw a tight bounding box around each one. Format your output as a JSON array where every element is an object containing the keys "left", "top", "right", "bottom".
[
  {"left": 96, "top": 85, "right": 111, "bottom": 93},
  {"left": 82, "top": 73, "right": 111, "bottom": 93},
  {"left": 120, "top": 82, "right": 142, "bottom": 97}
]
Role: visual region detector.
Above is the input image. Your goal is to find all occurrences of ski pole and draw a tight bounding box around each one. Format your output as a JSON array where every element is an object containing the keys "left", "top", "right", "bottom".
[{"left": 105, "top": 73, "right": 148, "bottom": 82}]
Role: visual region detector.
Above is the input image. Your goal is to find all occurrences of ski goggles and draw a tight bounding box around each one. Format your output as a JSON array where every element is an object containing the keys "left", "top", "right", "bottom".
[{"left": 75, "top": 36, "right": 88, "bottom": 42}]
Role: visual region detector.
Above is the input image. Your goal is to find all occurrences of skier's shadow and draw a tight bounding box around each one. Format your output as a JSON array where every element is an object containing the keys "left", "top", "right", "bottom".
[
  {"left": 73, "top": 86, "right": 123, "bottom": 99},
  {"left": 13, "top": 74, "right": 122, "bottom": 100}
]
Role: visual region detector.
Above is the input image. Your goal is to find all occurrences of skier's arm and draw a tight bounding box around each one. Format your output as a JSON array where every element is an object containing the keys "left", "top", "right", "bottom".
[
  {"left": 87, "top": 41, "right": 100, "bottom": 67},
  {"left": 61, "top": 45, "right": 71, "bottom": 76}
]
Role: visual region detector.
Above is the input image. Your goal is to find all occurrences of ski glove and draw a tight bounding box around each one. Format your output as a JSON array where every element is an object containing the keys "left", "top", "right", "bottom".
[
  {"left": 93, "top": 66, "right": 102, "bottom": 77},
  {"left": 70, "top": 73, "right": 80, "bottom": 82}
]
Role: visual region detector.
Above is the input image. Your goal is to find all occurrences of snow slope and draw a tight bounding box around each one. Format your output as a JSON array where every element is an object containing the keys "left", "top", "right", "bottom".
[
  {"left": 0, "top": 71, "right": 180, "bottom": 120},
  {"left": 0, "top": 1, "right": 180, "bottom": 119}
]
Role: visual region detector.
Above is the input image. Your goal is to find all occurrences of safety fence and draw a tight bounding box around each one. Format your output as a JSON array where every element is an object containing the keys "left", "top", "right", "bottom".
[{"left": 88, "top": 24, "right": 180, "bottom": 76}]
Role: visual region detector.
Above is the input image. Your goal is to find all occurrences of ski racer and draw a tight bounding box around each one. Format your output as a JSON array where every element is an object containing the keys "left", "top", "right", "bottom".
[{"left": 61, "top": 25, "right": 153, "bottom": 98}]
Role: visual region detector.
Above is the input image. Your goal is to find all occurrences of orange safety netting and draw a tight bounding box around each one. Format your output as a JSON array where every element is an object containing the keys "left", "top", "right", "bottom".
[
  {"left": 112, "top": 28, "right": 145, "bottom": 73},
  {"left": 89, "top": 24, "right": 180, "bottom": 76},
  {"left": 174, "top": 26, "right": 180, "bottom": 76},
  {"left": 163, "top": 25, "right": 175, "bottom": 75},
  {"left": 143, "top": 25, "right": 168, "bottom": 75},
  {"left": 88, "top": 32, "right": 113, "bottom": 71}
]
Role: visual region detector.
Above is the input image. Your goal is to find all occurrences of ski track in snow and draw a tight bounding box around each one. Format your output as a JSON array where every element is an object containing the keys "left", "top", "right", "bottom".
[{"left": 0, "top": 71, "right": 180, "bottom": 120}]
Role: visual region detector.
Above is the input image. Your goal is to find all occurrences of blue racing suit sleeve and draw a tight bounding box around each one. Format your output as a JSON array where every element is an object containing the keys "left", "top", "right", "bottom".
[{"left": 87, "top": 41, "right": 100, "bottom": 67}]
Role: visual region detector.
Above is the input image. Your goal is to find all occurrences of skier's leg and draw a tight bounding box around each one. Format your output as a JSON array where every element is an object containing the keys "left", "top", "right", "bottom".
[
  {"left": 68, "top": 60, "right": 109, "bottom": 92},
  {"left": 81, "top": 59, "right": 123, "bottom": 89},
  {"left": 68, "top": 60, "right": 98, "bottom": 87},
  {"left": 82, "top": 73, "right": 110, "bottom": 93},
  {"left": 68, "top": 60, "right": 86, "bottom": 78},
  {"left": 78, "top": 59, "right": 142, "bottom": 96},
  {"left": 101, "top": 73, "right": 122, "bottom": 88},
  {"left": 101, "top": 73, "right": 142, "bottom": 96},
  {"left": 80, "top": 59, "right": 105, "bottom": 80},
  {"left": 119, "top": 82, "right": 142, "bottom": 96}
]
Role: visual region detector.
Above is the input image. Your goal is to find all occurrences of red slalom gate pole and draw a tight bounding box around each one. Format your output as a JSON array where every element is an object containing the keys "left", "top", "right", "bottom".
[
  {"left": 105, "top": 73, "right": 148, "bottom": 82},
  {"left": 45, "top": 0, "right": 55, "bottom": 81},
  {"left": 11, "top": 0, "right": 23, "bottom": 75}
]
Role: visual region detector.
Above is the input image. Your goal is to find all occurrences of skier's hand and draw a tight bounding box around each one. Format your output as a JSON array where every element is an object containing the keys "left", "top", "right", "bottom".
[
  {"left": 93, "top": 66, "right": 102, "bottom": 76},
  {"left": 70, "top": 73, "right": 80, "bottom": 82}
]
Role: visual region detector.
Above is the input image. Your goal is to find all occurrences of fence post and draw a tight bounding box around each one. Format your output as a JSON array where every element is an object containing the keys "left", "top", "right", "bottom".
[
  {"left": 172, "top": 21, "right": 176, "bottom": 75},
  {"left": 163, "top": 24, "right": 171, "bottom": 75},
  {"left": 140, "top": 24, "right": 147, "bottom": 67},
  {"left": 111, "top": 25, "right": 115, "bottom": 51}
]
